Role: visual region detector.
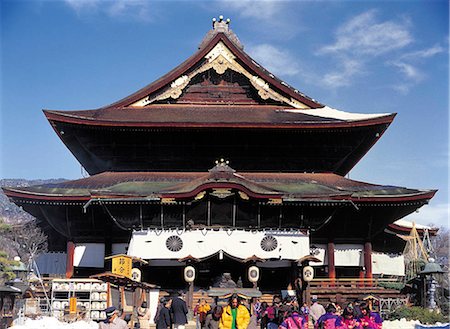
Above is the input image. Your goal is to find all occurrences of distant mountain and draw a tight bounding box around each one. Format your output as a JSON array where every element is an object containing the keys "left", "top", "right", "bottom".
[{"left": 0, "top": 178, "right": 67, "bottom": 224}]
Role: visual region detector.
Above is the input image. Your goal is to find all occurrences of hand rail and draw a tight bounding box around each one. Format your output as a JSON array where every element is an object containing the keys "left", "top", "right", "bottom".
[{"left": 308, "top": 277, "right": 403, "bottom": 288}]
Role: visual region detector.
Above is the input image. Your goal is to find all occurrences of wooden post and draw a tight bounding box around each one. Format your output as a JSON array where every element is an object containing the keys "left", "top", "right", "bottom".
[
  {"left": 327, "top": 242, "right": 336, "bottom": 286},
  {"left": 364, "top": 241, "right": 373, "bottom": 286},
  {"left": 107, "top": 282, "right": 112, "bottom": 307},
  {"left": 359, "top": 268, "right": 365, "bottom": 288},
  {"left": 304, "top": 280, "right": 310, "bottom": 307},
  {"left": 66, "top": 241, "right": 75, "bottom": 279},
  {"left": 188, "top": 282, "right": 194, "bottom": 310},
  {"left": 120, "top": 286, "right": 125, "bottom": 313}
]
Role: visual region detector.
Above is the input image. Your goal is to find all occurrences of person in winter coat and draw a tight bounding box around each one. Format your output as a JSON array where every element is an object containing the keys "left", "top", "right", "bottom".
[
  {"left": 279, "top": 310, "right": 308, "bottom": 329},
  {"left": 357, "top": 303, "right": 382, "bottom": 329},
  {"left": 137, "top": 301, "right": 152, "bottom": 329},
  {"left": 170, "top": 291, "right": 188, "bottom": 329},
  {"left": 99, "top": 306, "right": 128, "bottom": 329},
  {"left": 315, "top": 304, "right": 343, "bottom": 329},
  {"left": 198, "top": 298, "right": 211, "bottom": 328},
  {"left": 309, "top": 296, "right": 326, "bottom": 326},
  {"left": 219, "top": 294, "right": 250, "bottom": 329},
  {"left": 205, "top": 306, "right": 224, "bottom": 329},
  {"left": 341, "top": 307, "right": 361, "bottom": 329},
  {"left": 156, "top": 298, "right": 172, "bottom": 329}
]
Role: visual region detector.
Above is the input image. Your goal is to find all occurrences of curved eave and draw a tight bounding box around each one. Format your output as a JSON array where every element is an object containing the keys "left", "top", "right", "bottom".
[
  {"left": 98, "top": 32, "right": 322, "bottom": 110},
  {"left": 162, "top": 182, "right": 282, "bottom": 199},
  {"left": 3, "top": 187, "right": 437, "bottom": 204},
  {"left": 350, "top": 190, "right": 437, "bottom": 203},
  {"left": 43, "top": 109, "right": 396, "bottom": 130},
  {"left": 2, "top": 187, "right": 90, "bottom": 202}
]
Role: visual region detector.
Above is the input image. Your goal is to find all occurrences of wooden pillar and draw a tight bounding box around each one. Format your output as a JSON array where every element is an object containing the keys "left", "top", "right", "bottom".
[
  {"left": 66, "top": 241, "right": 75, "bottom": 278},
  {"left": 359, "top": 268, "right": 365, "bottom": 288},
  {"left": 120, "top": 286, "right": 125, "bottom": 314},
  {"left": 364, "top": 241, "right": 373, "bottom": 286},
  {"left": 188, "top": 282, "right": 194, "bottom": 310},
  {"left": 107, "top": 282, "right": 112, "bottom": 307},
  {"left": 327, "top": 242, "right": 336, "bottom": 285}
]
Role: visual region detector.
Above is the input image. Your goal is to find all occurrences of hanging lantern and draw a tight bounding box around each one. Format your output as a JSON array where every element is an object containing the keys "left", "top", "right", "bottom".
[
  {"left": 184, "top": 266, "right": 196, "bottom": 282},
  {"left": 303, "top": 266, "right": 314, "bottom": 282},
  {"left": 131, "top": 268, "right": 142, "bottom": 282},
  {"left": 248, "top": 266, "right": 260, "bottom": 283}
]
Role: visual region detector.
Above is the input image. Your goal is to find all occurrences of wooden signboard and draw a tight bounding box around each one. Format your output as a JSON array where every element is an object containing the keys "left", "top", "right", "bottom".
[
  {"left": 111, "top": 255, "right": 132, "bottom": 279},
  {"left": 69, "top": 297, "right": 77, "bottom": 314}
]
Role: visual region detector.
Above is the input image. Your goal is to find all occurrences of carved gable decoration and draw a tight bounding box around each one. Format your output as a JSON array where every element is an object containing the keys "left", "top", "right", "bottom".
[{"left": 130, "top": 42, "right": 310, "bottom": 109}]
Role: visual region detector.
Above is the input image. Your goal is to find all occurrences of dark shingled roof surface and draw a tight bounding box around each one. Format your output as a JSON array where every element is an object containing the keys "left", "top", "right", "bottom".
[
  {"left": 2, "top": 170, "right": 436, "bottom": 202},
  {"left": 44, "top": 105, "right": 343, "bottom": 125}
]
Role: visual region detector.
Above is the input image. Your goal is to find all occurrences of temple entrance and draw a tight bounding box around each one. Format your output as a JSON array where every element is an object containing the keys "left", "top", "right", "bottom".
[
  {"left": 142, "top": 254, "right": 293, "bottom": 292},
  {"left": 197, "top": 256, "right": 248, "bottom": 288}
]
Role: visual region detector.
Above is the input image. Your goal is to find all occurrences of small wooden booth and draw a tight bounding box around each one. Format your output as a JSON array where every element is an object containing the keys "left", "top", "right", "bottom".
[
  {"left": 0, "top": 285, "right": 23, "bottom": 329},
  {"left": 91, "top": 254, "right": 159, "bottom": 328}
]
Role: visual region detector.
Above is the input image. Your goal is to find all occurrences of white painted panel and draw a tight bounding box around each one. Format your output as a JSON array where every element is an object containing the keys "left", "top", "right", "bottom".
[
  {"left": 149, "top": 289, "right": 160, "bottom": 324},
  {"left": 311, "top": 244, "right": 363, "bottom": 267},
  {"left": 128, "top": 229, "right": 309, "bottom": 261},
  {"left": 334, "top": 244, "right": 363, "bottom": 266},
  {"left": 372, "top": 253, "right": 405, "bottom": 276},
  {"left": 74, "top": 243, "right": 105, "bottom": 268}
]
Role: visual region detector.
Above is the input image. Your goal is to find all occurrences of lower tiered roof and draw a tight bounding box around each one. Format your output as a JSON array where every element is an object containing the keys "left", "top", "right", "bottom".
[{"left": 3, "top": 165, "right": 435, "bottom": 203}]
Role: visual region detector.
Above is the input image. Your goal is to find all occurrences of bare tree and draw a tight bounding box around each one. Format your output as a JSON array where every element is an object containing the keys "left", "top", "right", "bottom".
[
  {"left": 10, "top": 220, "right": 48, "bottom": 269},
  {"left": 430, "top": 226, "right": 449, "bottom": 271}
]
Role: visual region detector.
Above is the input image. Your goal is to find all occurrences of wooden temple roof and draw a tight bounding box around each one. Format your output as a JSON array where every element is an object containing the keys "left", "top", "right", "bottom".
[
  {"left": 44, "top": 105, "right": 395, "bottom": 128},
  {"left": 2, "top": 163, "right": 436, "bottom": 204},
  {"left": 40, "top": 20, "right": 398, "bottom": 176},
  {"left": 43, "top": 24, "right": 395, "bottom": 129}
]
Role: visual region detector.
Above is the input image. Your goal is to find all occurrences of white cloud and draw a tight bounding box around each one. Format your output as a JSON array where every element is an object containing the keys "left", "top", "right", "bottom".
[
  {"left": 217, "top": 0, "right": 284, "bottom": 20},
  {"left": 64, "top": 0, "right": 153, "bottom": 21},
  {"left": 316, "top": 10, "right": 445, "bottom": 93},
  {"left": 391, "top": 83, "right": 413, "bottom": 95},
  {"left": 64, "top": 0, "right": 100, "bottom": 13},
  {"left": 211, "top": 0, "right": 300, "bottom": 40},
  {"left": 322, "top": 57, "right": 364, "bottom": 88},
  {"left": 247, "top": 43, "right": 301, "bottom": 77},
  {"left": 320, "top": 9, "right": 413, "bottom": 56},
  {"left": 386, "top": 44, "right": 444, "bottom": 92},
  {"left": 403, "top": 202, "right": 450, "bottom": 229},
  {"left": 400, "top": 44, "right": 445, "bottom": 60},
  {"left": 389, "top": 61, "right": 423, "bottom": 82}
]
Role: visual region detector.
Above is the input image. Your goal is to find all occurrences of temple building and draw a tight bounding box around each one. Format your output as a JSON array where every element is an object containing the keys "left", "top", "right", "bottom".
[{"left": 3, "top": 17, "right": 436, "bottom": 300}]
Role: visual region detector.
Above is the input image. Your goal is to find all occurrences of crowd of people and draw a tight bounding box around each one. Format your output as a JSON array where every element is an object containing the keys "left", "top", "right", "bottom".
[
  {"left": 99, "top": 292, "right": 383, "bottom": 329},
  {"left": 191, "top": 293, "right": 383, "bottom": 329},
  {"left": 255, "top": 295, "right": 383, "bottom": 329}
]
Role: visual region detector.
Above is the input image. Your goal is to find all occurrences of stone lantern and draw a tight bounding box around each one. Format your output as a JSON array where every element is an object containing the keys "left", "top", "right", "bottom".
[
  {"left": 420, "top": 258, "right": 445, "bottom": 310},
  {"left": 11, "top": 257, "right": 28, "bottom": 282}
]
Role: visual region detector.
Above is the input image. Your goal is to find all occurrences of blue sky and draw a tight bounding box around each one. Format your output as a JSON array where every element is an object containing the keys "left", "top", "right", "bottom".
[{"left": 1, "top": 0, "right": 448, "bottom": 228}]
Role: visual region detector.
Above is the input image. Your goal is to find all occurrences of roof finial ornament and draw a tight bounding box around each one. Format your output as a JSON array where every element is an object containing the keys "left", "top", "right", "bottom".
[
  {"left": 215, "top": 158, "right": 230, "bottom": 166},
  {"left": 212, "top": 15, "right": 231, "bottom": 32},
  {"left": 209, "top": 158, "right": 236, "bottom": 175},
  {"left": 200, "top": 16, "right": 243, "bottom": 50}
]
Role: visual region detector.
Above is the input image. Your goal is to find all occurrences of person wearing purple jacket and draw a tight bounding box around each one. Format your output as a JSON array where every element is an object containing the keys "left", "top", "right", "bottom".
[
  {"left": 279, "top": 310, "right": 308, "bottom": 329},
  {"left": 357, "top": 303, "right": 382, "bottom": 329},
  {"left": 315, "top": 304, "right": 343, "bottom": 329}
]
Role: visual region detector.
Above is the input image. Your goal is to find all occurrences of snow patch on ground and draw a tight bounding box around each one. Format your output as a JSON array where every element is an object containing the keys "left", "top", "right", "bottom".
[
  {"left": 9, "top": 316, "right": 449, "bottom": 329},
  {"left": 10, "top": 316, "right": 98, "bottom": 329},
  {"left": 383, "top": 318, "right": 421, "bottom": 329}
]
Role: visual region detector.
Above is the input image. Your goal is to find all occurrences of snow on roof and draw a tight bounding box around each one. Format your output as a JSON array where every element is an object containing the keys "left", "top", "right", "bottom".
[
  {"left": 393, "top": 219, "right": 435, "bottom": 230},
  {"left": 282, "top": 105, "right": 393, "bottom": 121}
]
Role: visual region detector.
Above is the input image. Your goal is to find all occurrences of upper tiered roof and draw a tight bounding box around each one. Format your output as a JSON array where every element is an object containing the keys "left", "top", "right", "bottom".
[{"left": 43, "top": 17, "right": 395, "bottom": 175}]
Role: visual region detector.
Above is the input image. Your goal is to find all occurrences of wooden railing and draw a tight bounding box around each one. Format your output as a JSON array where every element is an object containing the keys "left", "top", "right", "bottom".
[{"left": 308, "top": 277, "right": 402, "bottom": 289}]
